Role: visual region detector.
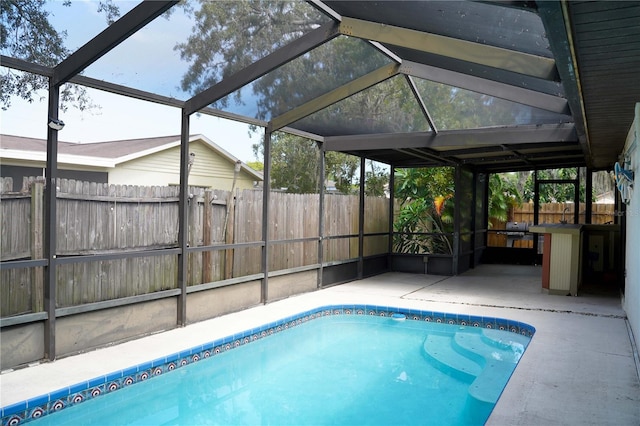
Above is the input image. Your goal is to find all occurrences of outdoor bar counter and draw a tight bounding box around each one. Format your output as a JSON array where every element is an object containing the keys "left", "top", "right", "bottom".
[{"left": 529, "top": 224, "right": 583, "bottom": 296}]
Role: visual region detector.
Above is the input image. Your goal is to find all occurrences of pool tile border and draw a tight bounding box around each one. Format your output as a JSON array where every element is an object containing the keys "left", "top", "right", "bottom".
[{"left": 1, "top": 304, "right": 535, "bottom": 425}]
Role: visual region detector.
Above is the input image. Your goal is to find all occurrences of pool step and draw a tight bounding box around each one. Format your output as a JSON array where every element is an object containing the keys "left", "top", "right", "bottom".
[
  {"left": 423, "top": 330, "right": 526, "bottom": 407},
  {"left": 453, "top": 332, "right": 526, "bottom": 365},
  {"left": 481, "top": 329, "right": 531, "bottom": 352},
  {"left": 422, "top": 334, "right": 482, "bottom": 382}
]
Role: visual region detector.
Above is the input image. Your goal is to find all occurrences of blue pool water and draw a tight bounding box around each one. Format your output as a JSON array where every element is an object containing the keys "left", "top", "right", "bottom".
[{"left": 26, "top": 313, "right": 531, "bottom": 426}]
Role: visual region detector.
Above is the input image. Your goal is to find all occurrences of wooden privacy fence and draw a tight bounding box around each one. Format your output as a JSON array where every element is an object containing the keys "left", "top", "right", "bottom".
[
  {"left": 488, "top": 202, "right": 615, "bottom": 247},
  {"left": 1, "top": 177, "right": 389, "bottom": 317}
]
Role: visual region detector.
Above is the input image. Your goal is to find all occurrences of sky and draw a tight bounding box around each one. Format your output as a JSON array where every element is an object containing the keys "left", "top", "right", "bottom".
[
  {"left": 2, "top": 90, "right": 261, "bottom": 163},
  {"left": 1, "top": 1, "right": 261, "bottom": 163}
]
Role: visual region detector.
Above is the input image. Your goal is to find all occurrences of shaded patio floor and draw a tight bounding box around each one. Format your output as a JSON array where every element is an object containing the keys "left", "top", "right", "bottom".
[{"left": 2, "top": 264, "right": 639, "bottom": 425}]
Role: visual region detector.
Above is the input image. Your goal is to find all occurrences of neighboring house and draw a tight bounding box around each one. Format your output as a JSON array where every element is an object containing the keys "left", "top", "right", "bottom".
[{"left": 0, "top": 134, "right": 263, "bottom": 191}]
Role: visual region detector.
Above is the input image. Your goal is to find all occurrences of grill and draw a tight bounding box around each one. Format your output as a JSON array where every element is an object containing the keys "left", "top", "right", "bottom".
[{"left": 501, "top": 221, "right": 532, "bottom": 247}]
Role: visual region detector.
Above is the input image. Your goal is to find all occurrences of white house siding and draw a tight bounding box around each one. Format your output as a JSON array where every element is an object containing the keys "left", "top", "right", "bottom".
[
  {"left": 622, "top": 104, "right": 639, "bottom": 355},
  {"left": 108, "top": 141, "right": 257, "bottom": 190},
  {"left": 188, "top": 141, "right": 257, "bottom": 190},
  {"left": 108, "top": 145, "right": 179, "bottom": 186}
]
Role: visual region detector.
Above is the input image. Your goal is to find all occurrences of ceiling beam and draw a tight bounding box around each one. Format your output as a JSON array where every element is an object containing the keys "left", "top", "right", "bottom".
[
  {"left": 185, "top": 21, "right": 340, "bottom": 115},
  {"left": 339, "top": 16, "right": 557, "bottom": 80},
  {"left": 395, "top": 148, "right": 458, "bottom": 166},
  {"left": 405, "top": 75, "right": 438, "bottom": 133},
  {"left": 458, "top": 150, "right": 584, "bottom": 165},
  {"left": 325, "top": 123, "right": 577, "bottom": 151},
  {"left": 536, "top": 1, "right": 592, "bottom": 165},
  {"left": 53, "top": 1, "right": 177, "bottom": 86},
  {"left": 399, "top": 61, "right": 570, "bottom": 115},
  {"left": 269, "top": 62, "right": 400, "bottom": 131},
  {"left": 439, "top": 141, "right": 581, "bottom": 157},
  {"left": 1, "top": 55, "right": 53, "bottom": 77}
]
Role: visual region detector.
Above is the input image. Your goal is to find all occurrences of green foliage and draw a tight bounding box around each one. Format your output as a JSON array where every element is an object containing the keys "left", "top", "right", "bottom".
[
  {"left": 176, "top": 0, "right": 326, "bottom": 108},
  {"left": 393, "top": 167, "right": 454, "bottom": 254},
  {"left": 253, "top": 133, "right": 321, "bottom": 193},
  {"left": 364, "top": 161, "right": 388, "bottom": 197},
  {"left": 394, "top": 167, "right": 454, "bottom": 201},
  {"left": 245, "top": 161, "right": 263, "bottom": 172},
  {"left": 252, "top": 134, "right": 388, "bottom": 196},
  {"left": 488, "top": 173, "right": 522, "bottom": 223},
  {"left": 522, "top": 168, "right": 590, "bottom": 203},
  {"left": 412, "top": 80, "right": 537, "bottom": 130},
  {"left": 176, "top": 1, "right": 536, "bottom": 132},
  {"left": 325, "top": 151, "right": 360, "bottom": 195}
]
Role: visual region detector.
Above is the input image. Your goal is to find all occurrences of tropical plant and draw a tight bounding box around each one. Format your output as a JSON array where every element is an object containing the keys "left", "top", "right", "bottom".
[
  {"left": 488, "top": 173, "right": 523, "bottom": 225},
  {"left": 393, "top": 167, "right": 454, "bottom": 254},
  {"left": 522, "top": 168, "right": 591, "bottom": 203}
]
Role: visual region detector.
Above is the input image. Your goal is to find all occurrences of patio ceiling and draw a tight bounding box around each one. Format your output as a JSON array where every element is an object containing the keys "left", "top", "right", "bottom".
[{"left": 3, "top": 1, "right": 639, "bottom": 173}]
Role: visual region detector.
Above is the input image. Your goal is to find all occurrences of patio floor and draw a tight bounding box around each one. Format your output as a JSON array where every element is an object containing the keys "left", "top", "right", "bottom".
[{"left": 2, "top": 264, "right": 639, "bottom": 425}]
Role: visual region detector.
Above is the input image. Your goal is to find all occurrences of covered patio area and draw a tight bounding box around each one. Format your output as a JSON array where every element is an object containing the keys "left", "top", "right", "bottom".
[
  {"left": 1, "top": 1, "right": 640, "bottom": 423},
  {"left": 2, "top": 264, "right": 638, "bottom": 424}
]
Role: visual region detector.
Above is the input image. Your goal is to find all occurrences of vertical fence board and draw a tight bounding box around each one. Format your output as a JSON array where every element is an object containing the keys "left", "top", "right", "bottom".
[{"left": 1, "top": 176, "right": 617, "bottom": 316}]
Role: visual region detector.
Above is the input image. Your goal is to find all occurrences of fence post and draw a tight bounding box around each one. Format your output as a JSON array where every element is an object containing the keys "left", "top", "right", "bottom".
[
  {"left": 31, "top": 181, "right": 44, "bottom": 312},
  {"left": 203, "top": 190, "right": 213, "bottom": 283},
  {"left": 224, "top": 189, "right": 236, "bottom": 280}
]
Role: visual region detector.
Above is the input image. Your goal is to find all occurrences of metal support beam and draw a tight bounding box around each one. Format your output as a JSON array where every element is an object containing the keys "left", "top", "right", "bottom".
[
  {"left": 358, "top": 157, "right": 365, "bottom": 279},
  {"left": 394, "top": 148, "right": 458, "bottom": 166},
  {"left": 405, "top": 75, "right": 438, "bottom": 133},
  {"left": 574, "top": 168, "right": 580, "bottom": 224},
  {"left": 388, "top": 165, "right": 395, "bottom": 255},
  {"left": 536, "top": 1, "right": 592, "bottom": 164},
  {"left": 1, "top": 55, "right": 53, "bottom": 76},
  {"left": 53, "top": 1, "right": 177, "bottom": 86},
  {"left": 339, "top": 16, "right": 558, "bottom": 80},
  {"left": 261, "top": 128, "right": 273, "bottom": 303},
  {"left": 270, "top": 63, "right": 400, "bottom": 131},
  {"left": 43, "top": 81, "right": 60, "bottom": 361},
  {"left": 325, "top": 123, "right": 577, "bottom": 152},
  {"left": 184, "top": 21, "right": 340, "bottom": 115},
  {"left": 317, "top": 145, "right": 326, "bottom": 288},
  {"left": 459, "top": 150, "right": 583, "bottom": 165},
  {"left": 177, "top": 111, "right": 190, "bottom": 326},
  {"left": 399, "top": 61, "right": 569, "bottom": 114},
  {"left": 437, "top": 141, "right": 580, "bottom": 157},
  {"left": 470, "top": 171, "right": 478, "bottom": 268},
  {"left": 532, "top": 170, "right": 540, "bottom": 255},
  {"left": 452, "top": 166, "right": 461, "bottom": 275},
  {"left": 585, "top": 167, "right": 593, "bottom": 224}
]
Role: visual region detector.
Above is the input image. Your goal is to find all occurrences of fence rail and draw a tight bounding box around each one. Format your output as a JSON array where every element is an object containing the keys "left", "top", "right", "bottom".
[
  {"left": 487, "top": 202, "right": 615, "bottom": 247},
  {"left": 1, "top": 177, "right": 389, "bottom": 317},
  {"left": 1, "top": 176, "right": 615, "bottom": 317}
]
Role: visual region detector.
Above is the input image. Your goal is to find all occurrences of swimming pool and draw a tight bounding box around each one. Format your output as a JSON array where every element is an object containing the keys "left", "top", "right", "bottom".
[{"left": 1, "top": 305, "right": 534, "bottom": 425}]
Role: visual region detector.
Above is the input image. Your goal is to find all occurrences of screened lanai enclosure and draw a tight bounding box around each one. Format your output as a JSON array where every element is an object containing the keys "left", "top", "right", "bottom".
[{"left": 2, "top": 1, "right": 639, "bottom": 367}]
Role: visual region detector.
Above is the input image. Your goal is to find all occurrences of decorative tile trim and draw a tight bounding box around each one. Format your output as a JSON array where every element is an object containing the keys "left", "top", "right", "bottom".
[{"left": 1, "top": 305, "right": 535, "bottom": 425}]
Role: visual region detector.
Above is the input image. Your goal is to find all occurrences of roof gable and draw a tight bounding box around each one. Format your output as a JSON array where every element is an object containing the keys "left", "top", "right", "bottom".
[{"left": 0, "top": 134, "right": 263, "bottom": 181}]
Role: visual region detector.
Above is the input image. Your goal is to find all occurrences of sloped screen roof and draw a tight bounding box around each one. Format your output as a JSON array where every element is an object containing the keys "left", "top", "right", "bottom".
[{"left": 3, "top": 0, "right": 638, "bottom": 172}]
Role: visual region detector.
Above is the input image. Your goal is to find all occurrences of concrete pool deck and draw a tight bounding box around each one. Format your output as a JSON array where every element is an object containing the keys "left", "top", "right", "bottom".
[{"left": 2, "top": 264, "right": 639, "bottom": 425}]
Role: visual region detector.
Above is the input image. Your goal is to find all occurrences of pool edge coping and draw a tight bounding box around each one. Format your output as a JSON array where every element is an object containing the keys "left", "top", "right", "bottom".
[{"left": 1, "top": 304, "right": 536, "bottom": 425}]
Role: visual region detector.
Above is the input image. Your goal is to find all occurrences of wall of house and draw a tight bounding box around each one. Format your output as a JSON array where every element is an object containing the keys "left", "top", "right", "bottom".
[
  {"left": 622, "top": 103, "right": 639, "bottom": 354},
  {"left": 0, "top": 164, "right": 108, "bottom": 191},
  {"left": 108, "top": 141, "right": 257, "bottom": 190}
]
